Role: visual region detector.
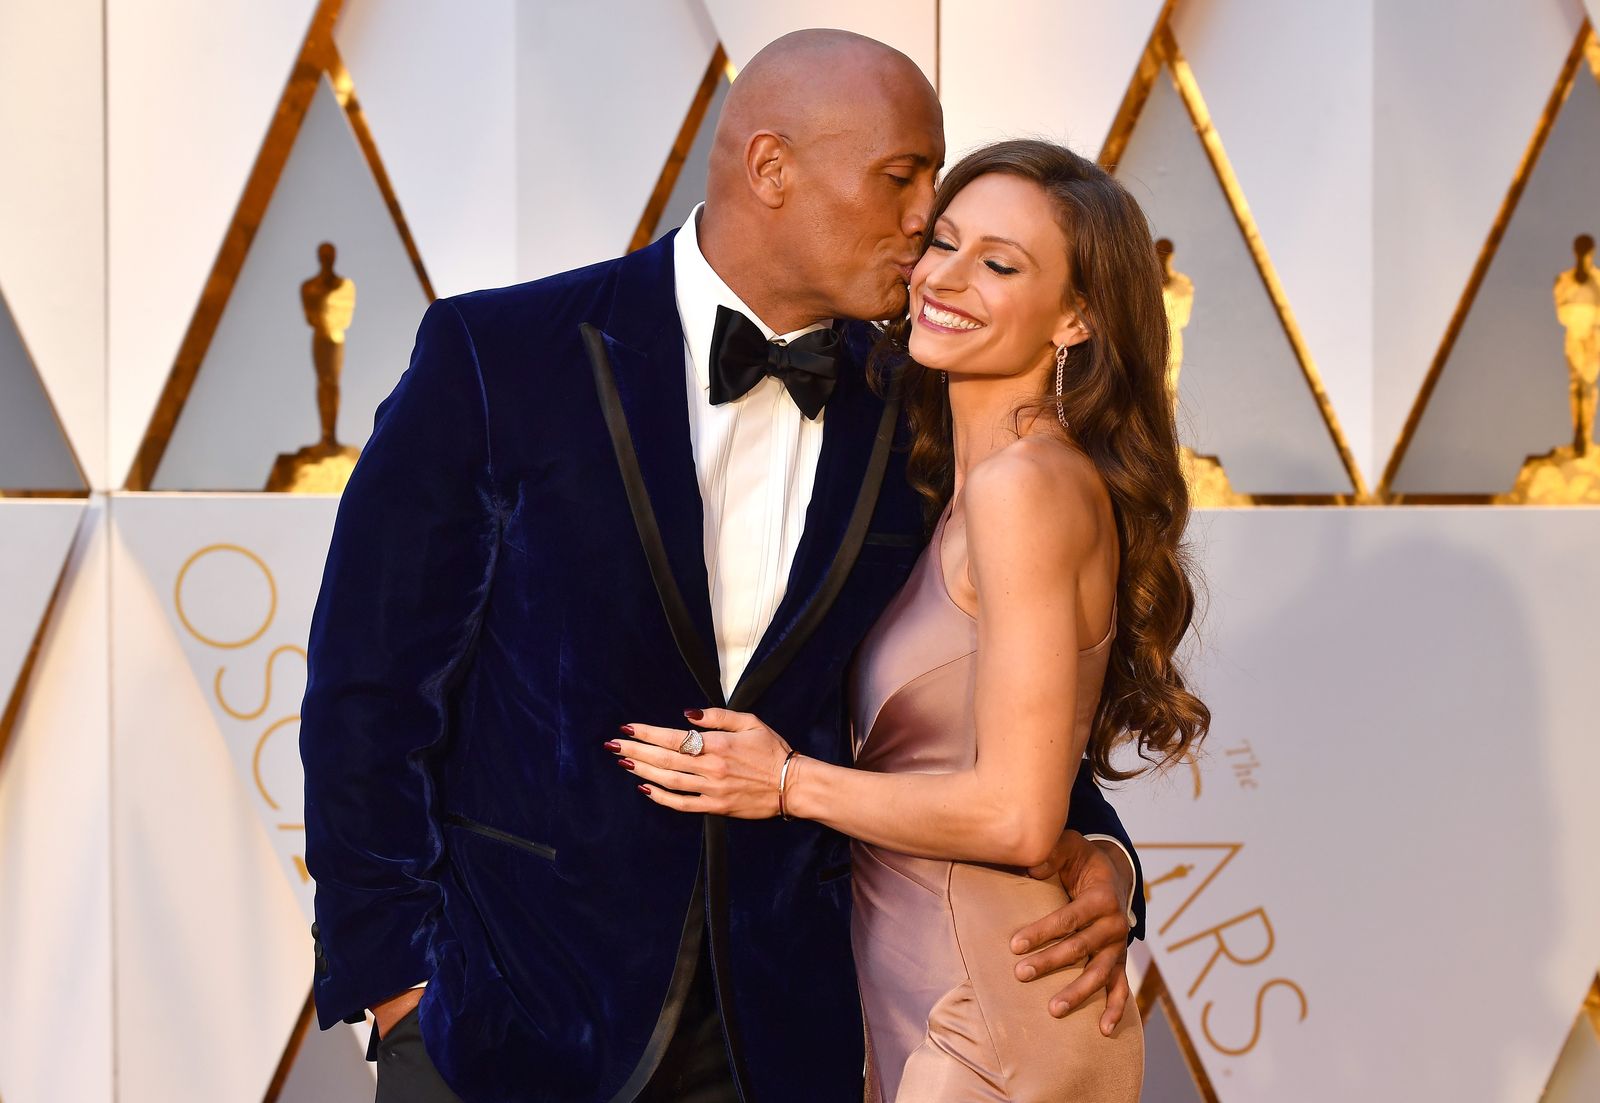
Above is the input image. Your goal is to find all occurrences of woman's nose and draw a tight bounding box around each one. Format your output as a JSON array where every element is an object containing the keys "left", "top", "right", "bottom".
[{"left": 924, "top": 251, "right": 968, "bottom": 294}]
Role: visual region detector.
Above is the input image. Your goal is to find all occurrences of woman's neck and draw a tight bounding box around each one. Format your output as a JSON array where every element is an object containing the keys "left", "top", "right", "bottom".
[{"left": 948, "top": 363, "right": 1054, "bottom": 498}]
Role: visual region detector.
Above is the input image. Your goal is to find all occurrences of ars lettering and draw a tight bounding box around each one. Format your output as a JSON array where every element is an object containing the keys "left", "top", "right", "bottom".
[{"left": 1140, "top": 842, "right": 1308, "bottom": 1058}]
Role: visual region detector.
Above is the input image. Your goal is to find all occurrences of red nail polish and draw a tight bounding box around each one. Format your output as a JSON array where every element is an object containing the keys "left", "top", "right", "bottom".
[
  {"left": 684, "top": 708, "right": 704, "bottom": 721},
  {"left": 618, "top": 759, "right": 636, "bottom": 771},
  {"left": 619, "top": 724, "right": 635, "bottom": 736},
  {"left": 637, "top": 784, "right": 651, "bottom": 795},
  {"left": 603, "top": 740, "right": 621, "bottom": 753}
]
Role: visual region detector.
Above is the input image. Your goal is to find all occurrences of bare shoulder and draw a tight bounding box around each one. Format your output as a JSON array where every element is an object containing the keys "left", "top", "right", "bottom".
[{"left": 964, "top": 436, "right": 1109, "bottom": 563}]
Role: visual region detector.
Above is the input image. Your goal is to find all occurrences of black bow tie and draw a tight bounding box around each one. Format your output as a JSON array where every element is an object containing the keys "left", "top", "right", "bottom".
[{"left": 707, "top": 305, "right": 840, "bottom": 420}]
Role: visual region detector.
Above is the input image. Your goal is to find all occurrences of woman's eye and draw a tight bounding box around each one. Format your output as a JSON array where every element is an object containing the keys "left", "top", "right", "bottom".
[
  {"left": 930, "top": 238, "right": 956, "bottom": 251},
  {"left": 985, "top": 260, "right": 1019, "bottom": 275}
]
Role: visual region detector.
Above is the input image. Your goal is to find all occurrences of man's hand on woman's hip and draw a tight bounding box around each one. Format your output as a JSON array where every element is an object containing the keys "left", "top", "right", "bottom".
[{"left": 1008, "top": 830, "right": 1136, "bottom": 1036}]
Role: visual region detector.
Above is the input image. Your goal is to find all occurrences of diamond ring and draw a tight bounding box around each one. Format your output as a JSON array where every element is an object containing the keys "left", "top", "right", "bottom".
[{"left": 678, "top": 729, "right": 705, "bottom": 757}]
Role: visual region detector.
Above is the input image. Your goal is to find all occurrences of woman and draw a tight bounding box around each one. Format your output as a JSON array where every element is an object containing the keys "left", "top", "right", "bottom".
[{"left": 611, "top": 139, "right": 1209, "bottom": 1101}]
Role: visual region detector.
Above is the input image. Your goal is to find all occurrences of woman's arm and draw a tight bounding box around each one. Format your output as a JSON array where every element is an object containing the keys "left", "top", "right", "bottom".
[
  {"left": 616, "top": 444, "right": 1113, "bottom": 869},
  {"left": 789, "top": 448, "right": 1100, "bottom": 865}
]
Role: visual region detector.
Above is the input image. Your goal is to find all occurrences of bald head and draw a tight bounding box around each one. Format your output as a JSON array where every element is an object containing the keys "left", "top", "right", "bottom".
[
  {"left": 708, "top": 30, "right": 935, "bottom": 197},
  {"left": 696, "top": 30, "right": 944, "bottom": 331}
]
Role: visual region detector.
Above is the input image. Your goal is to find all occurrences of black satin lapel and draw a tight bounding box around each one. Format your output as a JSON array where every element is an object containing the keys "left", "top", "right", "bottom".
[
  {"left": 730, "top": 353, "right": 904, "bottom": 711},
  {"left": 582, "top": 323, "right": 724, "bottom": 706}
]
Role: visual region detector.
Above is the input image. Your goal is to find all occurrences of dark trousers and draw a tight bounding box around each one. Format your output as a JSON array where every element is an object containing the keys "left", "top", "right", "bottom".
[
  {"left": 635, "top": 943, "right": 740, "bottom": 1103},
  {"left": 372, "top": 1005, "right": 462, "bottom": 1103},
  {"left": 371, "top": 946, "right": 738, "bottom": 1103}
]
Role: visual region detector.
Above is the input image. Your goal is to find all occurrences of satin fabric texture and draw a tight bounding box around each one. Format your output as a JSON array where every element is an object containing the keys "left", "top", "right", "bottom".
[{"left": 852, "top": 508, "right": 1144, "bottom": 1102}]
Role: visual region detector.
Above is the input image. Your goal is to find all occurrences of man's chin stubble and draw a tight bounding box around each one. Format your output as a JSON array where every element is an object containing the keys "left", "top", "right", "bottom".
[{"left": 873, "top": 286, "right": 912, "bottom": 324}]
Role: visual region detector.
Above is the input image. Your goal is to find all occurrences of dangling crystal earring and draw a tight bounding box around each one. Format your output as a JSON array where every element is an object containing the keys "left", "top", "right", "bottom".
[{"left": 1053, "top": 344, "right": 1069, "bottom": 430}]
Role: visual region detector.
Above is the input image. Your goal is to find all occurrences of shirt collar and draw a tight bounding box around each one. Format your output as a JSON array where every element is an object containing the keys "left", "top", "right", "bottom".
[{"left": 674, "top": 203, "right": 833, "bottom": 393}]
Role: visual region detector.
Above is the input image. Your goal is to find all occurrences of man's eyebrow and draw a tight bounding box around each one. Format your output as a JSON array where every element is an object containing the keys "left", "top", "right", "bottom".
[{"left": 881, "top": 152, "right": 939, "bottom": 167}]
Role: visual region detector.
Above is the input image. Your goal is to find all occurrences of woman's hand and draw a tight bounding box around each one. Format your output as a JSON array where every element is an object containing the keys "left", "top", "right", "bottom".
[{"left": 609, "top": 708, "right": 794, "bottom": 819}]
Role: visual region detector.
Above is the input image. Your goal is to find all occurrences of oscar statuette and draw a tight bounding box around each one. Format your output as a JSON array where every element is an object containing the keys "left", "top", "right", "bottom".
[
  {"left": 1161, "top": 238, "right": 1245, "bottom": 507},
  {"left": 266, "top": 242, "right": 362, "bottom": 493},
  {"left": 1498, "top": 233, "right": 1600, "bottom": 504}
]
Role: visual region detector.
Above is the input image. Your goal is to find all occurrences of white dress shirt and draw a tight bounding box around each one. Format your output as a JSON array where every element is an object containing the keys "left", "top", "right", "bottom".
[{"left": 674, "top": 206, "right": 829, "bottom": 698}]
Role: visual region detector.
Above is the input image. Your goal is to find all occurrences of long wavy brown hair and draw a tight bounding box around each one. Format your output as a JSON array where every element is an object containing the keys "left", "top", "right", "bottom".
[{"left": 873, "top": 138, "right": 1209, "bottom": 782}]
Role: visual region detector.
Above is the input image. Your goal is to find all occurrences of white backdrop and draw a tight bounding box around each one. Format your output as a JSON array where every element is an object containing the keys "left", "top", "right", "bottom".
[
  {"left": 3, "top": 1, "right": 1600, "bottom": 1100},
  {"left": 1119, "top": 508, "right": 1600, "bottom": 1101}
]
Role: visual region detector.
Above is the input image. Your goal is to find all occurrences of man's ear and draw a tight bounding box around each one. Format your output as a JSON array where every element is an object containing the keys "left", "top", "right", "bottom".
[{"left": 746, "top": 131, "right": 788, "bottom": 209}]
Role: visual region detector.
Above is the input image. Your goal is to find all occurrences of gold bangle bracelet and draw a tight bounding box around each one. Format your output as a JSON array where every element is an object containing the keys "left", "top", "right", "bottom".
[{"left": 778, "top": 749, "right": 800, "bottom": 820}]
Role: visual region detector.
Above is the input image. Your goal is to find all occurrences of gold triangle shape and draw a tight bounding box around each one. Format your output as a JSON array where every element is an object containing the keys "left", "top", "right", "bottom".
[
  {"left": 0, "top": 514, "right": 82, "bottom": 771},
  {"left": 261, "top": 989, "right": 318, "bottom": 1103},
  {"left": 259, "top": 987, "right": 375, "bottom": 1102},
  {"left": 262, "top": 987, "right": 379, "bottom": 1102},
  {"left": 0, "top": 506, "right": 83, "bottom": 1103},
  {"left": 1100, "top": 7, "right": 1369, "bottom": 506},
  {"left": 1137, "top": 959, "right": 1223, "bottom": 1103},
  {"left": 1379, "top": 20, "right": 1600, "bottom": 503},
  {"left": 0, "top": 280, "right": 89, "bottom": 497},
  {"left": 124, "top": 0, "right": 434, "bottom": 491},
  {"left": 1537, "top": 973, "right": 1600, "bottom": 1101},
  {"left": 630, "top": 44, "right": 734, "bottom": 253}
]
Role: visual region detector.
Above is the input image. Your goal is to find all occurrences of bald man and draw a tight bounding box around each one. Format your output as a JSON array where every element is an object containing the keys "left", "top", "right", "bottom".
[{"left": 301, "top": 30, "right": 1143, "bottom": 1103}]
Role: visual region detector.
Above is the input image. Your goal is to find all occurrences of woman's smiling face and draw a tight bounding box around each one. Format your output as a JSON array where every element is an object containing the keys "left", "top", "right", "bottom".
[{"left": 907, "top": 172, "right": 1089, "bottom": 378}]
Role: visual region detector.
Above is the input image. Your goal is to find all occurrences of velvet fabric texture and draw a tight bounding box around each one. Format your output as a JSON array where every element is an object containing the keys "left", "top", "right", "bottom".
[{"left": 300, "top": 232, "right": 1145, "bottom": 1103}]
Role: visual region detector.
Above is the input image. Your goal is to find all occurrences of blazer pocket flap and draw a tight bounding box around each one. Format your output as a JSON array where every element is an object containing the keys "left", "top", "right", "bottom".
[{"left": 443, "top": 813, "right": 557, "bottom": 862}]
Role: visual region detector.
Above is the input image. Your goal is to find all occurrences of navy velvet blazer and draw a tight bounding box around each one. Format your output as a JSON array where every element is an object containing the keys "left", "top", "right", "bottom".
[{"left": 300, "top": 231, "right": 1145, "bottom": 1103}]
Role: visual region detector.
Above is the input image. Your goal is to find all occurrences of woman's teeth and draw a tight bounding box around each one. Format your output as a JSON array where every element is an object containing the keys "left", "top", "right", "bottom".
[{"left": 922, "top": 303, "right": 983, "bottom": 330}]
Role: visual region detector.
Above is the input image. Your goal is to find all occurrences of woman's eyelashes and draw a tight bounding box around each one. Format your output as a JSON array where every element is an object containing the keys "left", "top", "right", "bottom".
[{"left": 985, "top": 260, "right": 1019, "bottom": 276}]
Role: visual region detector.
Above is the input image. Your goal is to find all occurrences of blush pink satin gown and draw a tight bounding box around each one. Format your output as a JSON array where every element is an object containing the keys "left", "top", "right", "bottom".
[{"left": 849, "top": 507, "right": 1144, "bottom": 1102}]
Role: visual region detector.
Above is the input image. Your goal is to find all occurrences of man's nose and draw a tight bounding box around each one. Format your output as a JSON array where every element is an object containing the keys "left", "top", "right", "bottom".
[{"left": 903, "top": 183, "right": 935, "bottom": 239}]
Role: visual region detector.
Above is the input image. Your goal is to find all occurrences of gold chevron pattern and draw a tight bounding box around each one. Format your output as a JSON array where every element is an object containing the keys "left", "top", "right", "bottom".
[
  {"left": 1381, "top": 20, "right": 1600, "bottom": 503},
  {"left": 1101, "top": 5, "right": 1369, "bottom": 506},
  {"left": 123, "top": 0, "right": 433, "bottom": 493}
]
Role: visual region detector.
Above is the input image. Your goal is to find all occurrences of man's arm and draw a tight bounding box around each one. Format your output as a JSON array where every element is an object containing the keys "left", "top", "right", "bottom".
[
  {"left": 1062, "top": 768, "right": 1145, "bottom": 939},
  {"left": 1004, "top": 774, "right": 1143, "bottom": 1035},
  {"left": 301, "top": 298, "right": 498, "bottom": 1029}
]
